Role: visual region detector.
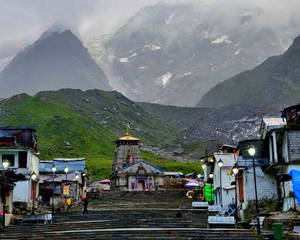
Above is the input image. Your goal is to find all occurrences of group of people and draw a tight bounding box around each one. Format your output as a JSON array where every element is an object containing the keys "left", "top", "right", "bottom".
[{"left": 65, "top": 196, "right": 89, "bottom": 214}]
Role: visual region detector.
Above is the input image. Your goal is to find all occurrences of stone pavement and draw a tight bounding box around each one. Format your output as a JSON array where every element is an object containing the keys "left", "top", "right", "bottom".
[{"left": 0, "top": 191, "right": 256, "bottom": 239}]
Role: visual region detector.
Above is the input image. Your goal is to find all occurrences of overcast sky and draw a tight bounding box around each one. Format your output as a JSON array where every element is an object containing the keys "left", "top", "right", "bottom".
[{"left": 1, "top": 0, "right": 300, "bottom": 53}]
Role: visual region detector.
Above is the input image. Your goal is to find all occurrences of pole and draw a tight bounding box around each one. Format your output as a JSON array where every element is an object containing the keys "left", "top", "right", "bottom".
[
  {"left": 210, "top": 183, "right": 213, "bottom": 205},
  {"left": 52, "top": 172, "right": 54, "bottom": 215},
  {"left": 234, "top": 174, "right": 238, "bottom": 223},
  {"left": 76, "top": 180, "right": 78, "bottom": 204},
  {"left": 220, "top": 168, "right": 222, "bottom": 207},
  {"left": 32, "top": 181, "right": 35, "bottom": 215},
  {"left": 2, "top": 172, "right": 6, "bottom": 229},
  {"left": 252, "top": 156, "right": 260, "bottom": 234}
]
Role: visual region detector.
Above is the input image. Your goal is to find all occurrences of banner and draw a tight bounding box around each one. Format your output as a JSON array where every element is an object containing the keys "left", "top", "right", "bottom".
[
  {"left": 63, "top": 186, "right": 69, "bottom": 196},
  {"left": 288, "top": 169, "right": 300, "bottom": 205}
]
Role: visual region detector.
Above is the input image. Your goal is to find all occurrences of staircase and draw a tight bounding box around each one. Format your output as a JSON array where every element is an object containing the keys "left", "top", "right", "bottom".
[{"left": 0, "top": 191, "right": 256, "bottom": 239}]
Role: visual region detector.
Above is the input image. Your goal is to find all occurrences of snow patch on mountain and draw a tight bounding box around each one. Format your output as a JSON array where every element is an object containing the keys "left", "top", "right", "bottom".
[
  {"left": 144, "top": 44, "right": 161, "bottom": 51},
  {"left": 178, "top": 72, "right": 192, "bottom": 78},
  {"left": 211, "top": 35, "right": 232, "bottom": 44},
  {"left": 234, "top": 49, "right": 241, "bottom": 55},
  {"left": 158, "top": 72, "right": 172, "bottom": 86},
  {"left": 119, "top": 53, "right": 137, "bottom": 63},
  {"left": 165, "top": 12, "right": 177, "bottom": 25}
]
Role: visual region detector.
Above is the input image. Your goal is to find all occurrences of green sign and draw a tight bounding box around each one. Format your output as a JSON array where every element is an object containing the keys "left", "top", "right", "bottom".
[{"left": 204, "top": 184, "right": 214, "bottom": 202}]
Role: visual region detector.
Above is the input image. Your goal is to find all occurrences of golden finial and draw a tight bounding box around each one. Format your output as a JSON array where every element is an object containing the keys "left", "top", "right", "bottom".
[{"left": 126, "top": 127, "right": 129, "bottom": 136}]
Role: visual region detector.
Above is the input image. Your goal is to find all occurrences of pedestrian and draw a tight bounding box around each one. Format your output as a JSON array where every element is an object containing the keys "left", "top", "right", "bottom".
[
  {"left": 82, "top": 196, "right": 88, "bottom": 215},
  {"left": 66, "top": 198, "right": 71, "bottom": 212}
]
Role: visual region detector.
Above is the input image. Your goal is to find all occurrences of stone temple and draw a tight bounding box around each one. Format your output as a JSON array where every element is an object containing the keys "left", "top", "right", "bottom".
[{"left": 110, "top": 129, "right": 164, "bottom": 191}]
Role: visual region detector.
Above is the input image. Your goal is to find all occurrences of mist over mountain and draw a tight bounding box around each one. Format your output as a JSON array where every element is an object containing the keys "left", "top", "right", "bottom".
[
  {"left": 87, "top": 3, "right": 294, "bottom": 107},
  {"left": 0, "top": 28, "right": 111, "bottom": 98},
  {"left": 197, "top": 35, "right": 300, "bottom": 108}
]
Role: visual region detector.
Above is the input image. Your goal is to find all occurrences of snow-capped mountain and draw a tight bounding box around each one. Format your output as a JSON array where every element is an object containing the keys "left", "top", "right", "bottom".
[
  {"left": 0, "top": 27, "right": 111, "bottom": 98},
  {"left": 88, "top": 3, "right": 294, "bottom": 107}
]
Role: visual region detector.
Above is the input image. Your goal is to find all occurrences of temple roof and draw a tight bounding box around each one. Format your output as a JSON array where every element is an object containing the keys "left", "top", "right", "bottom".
[{"left": 118, "top": 128, "right": 140, "bottom": 141}]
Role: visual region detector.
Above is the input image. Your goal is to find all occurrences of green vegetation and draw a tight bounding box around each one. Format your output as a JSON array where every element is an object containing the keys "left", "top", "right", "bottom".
[
  {"left": 0, "top": 94, "right": 116, "bottom": 179},
  {"left": 0, "top": 91, "right": 199, "bottom": 180},
  {"left": 141, "top": 150, "right": 203, "bottom": 175}
]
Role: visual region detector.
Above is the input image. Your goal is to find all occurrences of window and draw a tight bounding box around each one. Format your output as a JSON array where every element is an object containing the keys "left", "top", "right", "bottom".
[
  {"left": 18, "top": 151, "right": 27, "bottom": 168},
  {"left": 2, "top": 154, "right": 15, "bottom": 167}
]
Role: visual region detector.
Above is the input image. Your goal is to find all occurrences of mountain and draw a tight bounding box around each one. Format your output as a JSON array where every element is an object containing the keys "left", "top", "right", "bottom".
[
  {"left": 138, "top": 102, "right": 281, "bottom": 145},
  {"left": 0, "top": 89, "right": 182, "bottom": 178},
  {"left": 0, "top": 27, "right": 111, "bottom": 98},
  {"left": 197, "top": 35, "right": 300, "bottom": 108},
  {"left": 88, "top": 3, "right": 290, "bottom": 107}
]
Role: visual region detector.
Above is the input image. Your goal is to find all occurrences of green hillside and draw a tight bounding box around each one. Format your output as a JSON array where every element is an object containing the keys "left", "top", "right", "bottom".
[
  {"left": 36, "top": 89, "right": 180, "bottom": 146},
  {"left": 0, "top": 91, "right": 197, "bottom": 179}
]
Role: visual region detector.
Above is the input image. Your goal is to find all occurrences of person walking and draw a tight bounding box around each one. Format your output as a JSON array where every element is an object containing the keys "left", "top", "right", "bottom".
[
  {"left": 82, "top": 197, "right": 88, "bottom": 215},
  {"left": 66, "top": 198, "right": 71, "bottom": 212}
]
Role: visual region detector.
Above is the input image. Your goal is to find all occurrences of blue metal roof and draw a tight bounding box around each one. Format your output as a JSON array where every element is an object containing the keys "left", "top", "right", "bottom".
[
  {"left": 39, "top": 159, "right": 86, "bottom": 173},
  {"left": 112, "top": 160, "right": 164, "bottom": 174}
]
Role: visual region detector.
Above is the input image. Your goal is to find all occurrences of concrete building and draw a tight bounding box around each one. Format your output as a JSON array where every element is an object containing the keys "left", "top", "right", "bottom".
[
  {"left": 261, "top": 112, "right": 300, "bottom": 211},
  {"left": 39, "top": 158, "right": 86, "bottom": 209},
  {"left": 111, "top": 129, "right": 164, "bottom": 191},
  {"left": 0, "top": 127, "right": 39, "bottom": 213},
  {"left": 213, "top": 149, "right": 236, "bottom": 208},
  {"left": 235, "top": 140, "right": 278, "bottom": 219}
]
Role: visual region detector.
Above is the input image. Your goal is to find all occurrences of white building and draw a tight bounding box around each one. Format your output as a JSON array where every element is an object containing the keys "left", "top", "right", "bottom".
[
  {"left": 213, "top": 152, "right": 236, "bottom": 208},
  {"left": 0, "top": 127, "right": 40, "bottom": 212}
]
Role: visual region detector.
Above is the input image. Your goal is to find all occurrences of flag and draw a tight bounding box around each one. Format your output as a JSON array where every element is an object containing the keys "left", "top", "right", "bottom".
[
  {"left": 288, "top": 169, "right": 300, "bottom": 205},
  {"left": 234, "top": 149, "right": 240, "bottom": 162}
]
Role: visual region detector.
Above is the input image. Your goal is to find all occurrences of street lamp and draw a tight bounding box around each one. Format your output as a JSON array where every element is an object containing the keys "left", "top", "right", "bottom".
[
  {"left": 64, "top": 166, "right": 69, "bottom": 182},
  {"left": 2, "top": 160, "right": 9, "bottom": 229},
  {"left": 31, "top": 173, "right": 37, "bottom": 215},
  {"left": 248, "top": 145, "right": 260, "bottom": 234},
  {"left": 217, "top": 159, "right": 224, "bottom": 207},
  {"left": 75, "top": 174, "right": 79, "bottom": 204},
  {"left": 232, "top": 164, "right": 239, "bottom": 223},
  {"left": 51, "top": 164, "right": 56, "bottom": 215},
  {"left": 209, "top": 173, "right": 214, "bottom": 205}
]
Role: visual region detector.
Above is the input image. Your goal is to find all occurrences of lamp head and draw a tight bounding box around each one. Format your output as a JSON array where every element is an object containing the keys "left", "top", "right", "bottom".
[
  {"left": 232, "top": 166, "right": 239, "bottom": 176},
  {"left": 51, "top": 165, "right": 56, "bottom": 173},
  {"left": 2, "top": 160, "right": 9, "bottom": 170},
  {"left": 209, "top": 173, "right": 214, "bottom": 179},
  {"left": 31, "top": 173, "right": 37, "bottom": 181},
  {"left": 248, "top": 145, "right": 256, "bottom": 157},
  {"left": 64, "top": 166, "right": 69, "bottom": 173},
  {"left": 217, "top": 159, "right": 224, "bottom": 168},
  {"left": 202, "top": 164, "right": 206, "bottom": 170},
  {"left": 75, "top": 175, "right": 79, "bottom": 180}
]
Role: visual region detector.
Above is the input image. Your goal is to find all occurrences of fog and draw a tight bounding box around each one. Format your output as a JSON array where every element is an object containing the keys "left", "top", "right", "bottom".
[{"left": 1, "top": 0, "right": 300, "bottom": 57}]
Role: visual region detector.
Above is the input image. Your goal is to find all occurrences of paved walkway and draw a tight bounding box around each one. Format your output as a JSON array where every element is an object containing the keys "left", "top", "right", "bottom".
[{"left": 0, "top": 192, "right": 256, "bottom": 239}]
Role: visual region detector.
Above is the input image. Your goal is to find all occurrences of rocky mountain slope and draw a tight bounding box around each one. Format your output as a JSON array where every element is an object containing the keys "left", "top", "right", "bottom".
[
  {"left": 138, "top": 103, "right": 281, "bottom": 146},
  {"left": 198, "top": 35, "right": 300, "bottom": 108},
  {"left": 88, "top": 3, "right": 290, "bottom": 107},
  {"left": 0, "top": 27, "right": 111, "bottom": 98}
]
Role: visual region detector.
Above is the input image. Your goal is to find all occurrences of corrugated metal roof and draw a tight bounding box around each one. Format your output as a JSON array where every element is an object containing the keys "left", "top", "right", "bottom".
[
  {"left": 39, "top": 159, "right": 86, "bottom": 173},
  {"left": 112, "top": 160, "right": 164, "bottom": 174},
  {"left": 263, "top": 117, "right": 286, "bottom": 127}
]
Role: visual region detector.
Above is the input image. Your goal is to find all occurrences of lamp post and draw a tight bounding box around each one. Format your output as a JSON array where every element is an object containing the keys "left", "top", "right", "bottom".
[
  {"left": 75, "top": 174, "right": 79, "bottom": 204},
  {"left": 217, "top": 159, "right": 224, "bottom": 207},
  {"left": 31, "top": 173, "right": 37, "bottom": 215},
  {"left": 209, "top": 173, "right": 214, "bottom": 205},
  {"left": 2, "top": 160, "right": 9, "bottom": 229},
  {"left": 51, "top": 164, "right": 56, "bottom": 215},
  {"left": 64, "top": 166, "right": 69, "bottom": 183},
  {"left": 248, "top": 145, "right": 260, "bottom": 234},
  {"left": 232, "top": 164, "right": 239, "bottom": 223}
]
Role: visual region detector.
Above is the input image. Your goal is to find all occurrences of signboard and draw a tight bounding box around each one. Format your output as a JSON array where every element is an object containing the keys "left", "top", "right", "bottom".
[{"left": 63, "top": 186, "right": 69, "bottom": 196}]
